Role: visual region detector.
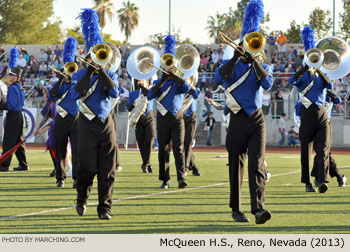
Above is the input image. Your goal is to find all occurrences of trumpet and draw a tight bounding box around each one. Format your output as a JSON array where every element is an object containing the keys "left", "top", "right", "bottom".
[{"left": 48, "top": 65, "right": 69, "bottom": 79}]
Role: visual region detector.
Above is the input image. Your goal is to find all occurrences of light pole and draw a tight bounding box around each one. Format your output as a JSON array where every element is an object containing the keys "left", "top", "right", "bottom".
[
  {"left": 333, "top": 0, "right": 335, "bottom": 36},
  {"left": 169, "top": 0, "right": 172, "bottom": 34}
]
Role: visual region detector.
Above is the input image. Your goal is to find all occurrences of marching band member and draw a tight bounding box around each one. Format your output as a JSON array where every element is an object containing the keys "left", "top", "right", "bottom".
[
  {"left": 0, "top": 48, "right": 28, "bottom": 172},
  {"left": 147, "top": 34, "right": 192, "bottom": 189},
  {"left": 127, "top": 79, "right": 155, "bottom": 173},
  {"left": 33, "top": 86, "right": 57, "bottom": 176},
  {"left": 48, "top": 37, "right": 79, "bottom": 188},
  {"left": 214, "top": 0, "right": 273, "bottom": 224},
  {"left": 70, "top": 8, "right": 120, "bottom": 220},
  {"left": 288, "top": 26, "right": 332, "bottom": 193},
  {"left": 183, "top": 73, "right": 201, "bottom": 176}
]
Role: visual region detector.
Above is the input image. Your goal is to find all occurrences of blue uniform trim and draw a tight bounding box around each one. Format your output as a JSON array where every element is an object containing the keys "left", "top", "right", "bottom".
[
  {"left": 70, "top": 69, "right": 120, "bottom": 121},
  {"left": 148, "top": 79, "right": 191, "bottom": 116},
  {"left": 47, "top": 81, "right": 79, "bottom": 117},
  {"left": 7, "top": 82, "right": 25, "bottom": 111}
]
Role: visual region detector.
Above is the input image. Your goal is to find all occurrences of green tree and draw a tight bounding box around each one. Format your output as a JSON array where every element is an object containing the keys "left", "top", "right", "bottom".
[
  {"left": 205, "top": 12, "right": 228, "bottom": 43},
  {"left": 308, "top": 7, "right": 332, "bottom": 40},
  {"left": 93, "top": 0, "right": 115, "bottom": 33},
  {"left": 286, "top": 20, "right": 303, "bottom": 43},
  {"left": 147, "top": 33, "right": 163, "bottom": 45},
  {"left": 0, "top": 0, "right": 63, "bottom": 44},
  {"left": 339, "top": 5, "right": 350, "bottom": 41},
  {"left": 233, "top": 0, "right": 250, "bottom": 23},
  {"left": 117, "top": 0, "right": 139, "bottom": 43},
  {"left": 66, "top": 26, "right": 84, "bottom": 45}
]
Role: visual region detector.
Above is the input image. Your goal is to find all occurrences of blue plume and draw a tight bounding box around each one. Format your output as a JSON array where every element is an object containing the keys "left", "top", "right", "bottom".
[
  {"left": 77, "top": 8, "right": 103, "bottom": 48},
  {"left": 63, "top": 36, "right": 78, "bottom": 64},
  {"left": 301, "top": 26, "right": 315, "bottom": 52},
  {"left": 9, "top": 48, "right": 19, "bottom": 68},
  {"left": 163, "top": 34, "right": 176, "bottom": 56},
  {"left": 241, "top": 0, "right": 264, "bottom": 38}
]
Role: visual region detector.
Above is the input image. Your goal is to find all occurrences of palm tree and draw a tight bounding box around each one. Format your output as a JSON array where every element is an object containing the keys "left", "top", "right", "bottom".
[
  {"left": 205, "top": 13, "right": 228, "bottom": 43},
  {"left": 93, "top": 0, "right": 115, "bottom": 33},
  {"left": 117, "top": 0, "right": 139, "bottom": 43}
]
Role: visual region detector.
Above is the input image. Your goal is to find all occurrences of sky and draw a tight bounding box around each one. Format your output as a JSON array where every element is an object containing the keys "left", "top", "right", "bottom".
[{"left": 53, "top": 0, "right": 344, "bottom": 44}]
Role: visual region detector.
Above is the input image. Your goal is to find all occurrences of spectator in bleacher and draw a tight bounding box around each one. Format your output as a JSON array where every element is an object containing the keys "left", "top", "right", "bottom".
[
  {"left": 49, "top": 72, "right": 59, "bottom": 86},
  {"left": 118, "top": 78, "right": 129, "bottom": 98},
  {"left": 38, "top": 48, "right": 48, "bottom": 63},
  {"left": 205, "top": 48, "right": 212, "bottom": 63},
  {"left": 288, "top": 125, "right": 300, "bottom": 147},
  {"left": 17, "top": 54, "right": 27, "bottom": 73},
  {"left": 297, "top": 45, "right": 304, "bottom": 57},
  {"left": 291, "top": 46, "right": 298, "bottom": 58},
  {"left": 287, "top": 50, "right": 296, "bottom": 61},
  {"left": 26, "top": 74, "right": 36, "bottom": 87},
  {"left": 27, "top": 56, "right": 39, "bottom": 77},
  {"left": 54, "top": 45, "right": 62, "bottom": 59},
  {"left": 193, "top": 44, "right": 201, "bottom": 54},
  {"left": 120, "top": 73, "right": 131, "bottom": 90},
  {"left": 36, "top": 75, "right": 47, "bottom": 87},
  {"left": 211, "top": 49, "right": 219, "bottom": 65},
  {"left": 122, "top": 46, "right": 131, "bottom": 66},
  {"left": 200, "top": 53, "right": 209, "bottom": 69},
  {"left": 277, "top": 31, "right": 287, "bottom": 59},
  {"left": 266, "top": 60, "right": 274, "bottom": 73},
  {"left": 198, "top": 65, "right": 211, "bottom": 91},
  {"left": 208, "top": 63, "right": 215, "bottom": 83},
  {"left": 268, "top": 31, "right": 277, "bottom": 58},
  {"left": 46, "top": 46, "right": 52, "bottom": 57},
  {"left": 272, "top": 90, "right": 284, "bottom": 118},
  {"left": 48, "top": 52, "right": 56, "bottom": 63},
  {"left": 281, "top": 68, "right": 291, "bottom": 91},
  {"left": 273, "top": 60, "right": 285, "bottom": 73},
  {"left": 285, "top": 58, "right": 296, "bottom": 72},
  {"left": 262, "top": 90, "right": 271, "bottom": 115},
  {"left": 21, "top": 48, "right": 30, "bottom": 63},
  {"left": 38, "top": 61, "right": 48, "bottom": 76}
]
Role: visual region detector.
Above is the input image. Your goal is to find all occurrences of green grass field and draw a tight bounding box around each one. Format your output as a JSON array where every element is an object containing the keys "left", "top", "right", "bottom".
[{"left": 0, "top": 149, "right": 349, "bottom": 234}]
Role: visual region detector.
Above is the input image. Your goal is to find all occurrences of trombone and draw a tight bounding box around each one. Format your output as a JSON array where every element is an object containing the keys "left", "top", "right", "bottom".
[
  {"left": 219, "top": 32, "right": 245, "bottom": 56},
  {"left": 48, "top": 65, "right": 69, "bottom": 80},
  {"left": 75, "top": 54, "right": 99, "bottom": 70}
]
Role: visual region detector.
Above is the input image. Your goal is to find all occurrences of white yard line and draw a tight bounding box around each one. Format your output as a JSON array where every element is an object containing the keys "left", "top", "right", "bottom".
[{"left": 0, "top": 170, "right": 300, "bottom": 221}]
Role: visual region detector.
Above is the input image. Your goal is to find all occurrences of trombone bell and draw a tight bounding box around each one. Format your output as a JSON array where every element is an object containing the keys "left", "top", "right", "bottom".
[
  {"left": 91, "top": 43, "right": 113, "bottom": 65},
  {"left": 64, "top": 62, "right": 78, "bottom": 77},
  {"left": 243, "top": 32, "right": 266, "bottom": 54},
  {"left": 161, "top": 53, "right": 175, "bottom": 69}
]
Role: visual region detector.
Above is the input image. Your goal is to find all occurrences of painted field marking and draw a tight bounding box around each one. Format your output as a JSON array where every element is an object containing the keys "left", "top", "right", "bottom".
[{"left": 0, "top": 170, "right": 300, "bottom": 221}]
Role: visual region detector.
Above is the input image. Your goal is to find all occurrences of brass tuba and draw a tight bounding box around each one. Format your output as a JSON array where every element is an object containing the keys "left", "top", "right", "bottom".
[
  {"left": 316, "top": 37, "right": 350, "bottom": 80},
  {"left": 175, "top": 44, "right": 200, "bottom": 79},
  {"left": 304, "top": 48, "right": 324, "bottom": 68}
]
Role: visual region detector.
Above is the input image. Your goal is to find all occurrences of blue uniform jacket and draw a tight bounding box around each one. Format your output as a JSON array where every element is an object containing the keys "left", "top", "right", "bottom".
[
  {"left": 214, "top": 61, "right": 273, "bottom": 116},
  {"left": 127, "top": 89, "right": 153, "bottom": 115},
  {"left": 47, "top": 81, "right": 79, "bottom": 117},
  {"left": 147, "top": 79, "right": 191, "bottom": 116},
  {"left": 288, "top": 72, "right": 332, "bottom": 109},
  {"left": 7, "top": 82, "right": 25, "bottom": 111},
  {"left": 184, "top": 87, "right": 200, "bottom": 117},
  {"left": 69, "top": 69, "right": 120, "bottom": 121}
]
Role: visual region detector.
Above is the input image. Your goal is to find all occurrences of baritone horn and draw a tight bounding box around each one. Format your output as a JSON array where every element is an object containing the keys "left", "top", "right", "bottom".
[
  {"left": 126, "top": 46, "right": 163, "bottom": 80},
  {"left": 175, "top": 44, "right": 200, "bottom": 78},
  {"left": 304, "top": 48, "right": 324, "bottom": 68}
]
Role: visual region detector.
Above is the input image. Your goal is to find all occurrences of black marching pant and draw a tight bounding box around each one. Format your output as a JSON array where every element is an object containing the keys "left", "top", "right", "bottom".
[
  {"left": 183, "top": 113, "right": 198, "bottom": 170},
  {"left": 1, "top": 111, "right": 27, "bottom": 168},
  {"left": 111, "top": 112, "right": 121, "bottom": 167},
  {"left": 54, "top": 113, "right": 79, "bottom": 181},
  {"left": 311, "top": 123, "right": 341, "bottom": 179},
  {"left": 226, "top": 109, "right": 266, "bottom": 213},
  {"left": 157, "top": 111, "right": 186, "bottom": 182},
  {"left": 76, "top": 113, "right": 117, "bottom": 215},
  {"left": 136, "top": 111, "right": 155, "bottom": 167},
  {"left": 300, "top": 104, "right": 330, "bottom": 184}
]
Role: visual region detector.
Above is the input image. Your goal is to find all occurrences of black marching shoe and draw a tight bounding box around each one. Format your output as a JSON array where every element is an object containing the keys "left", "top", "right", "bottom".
[
  {"left": 0, "top": 166, "right": 9, "bottom": 172},
  {"left": 98, "top": 213, "right": 111, "bottom": 220},
  {"left": 254, "top": 209, "right": 272, "bottom": 224},
  {"left": 337, "top": 175, "right": 347, "bottom": 187},
  {"left": 13, "top": 166, "right": 29, "bottom": 171},
  {"left": 178, "top": 178, "right": 188, "bottom": 188},
  {"left": 318, "top": 183, "right": 328, "bottom": 193},
  {"left": 314, "top": 178, "right": 320, "bottom": 188},
  {"left": 141, "top": 164, "right": 148, "bottom": 173},
  {"left": 76, "top": 202, "right": 86, "bottom": 216},
  {"left": 160, "top": 181, "right": 169, "bottom": 189},
  {"left": 192, "top": 169, "right": 201, "bottom": 176},
  {"left": 56, "top": 180, "right": 65, "bottom": 188},
  {"left": 49, "top": 169, "right": 56, "bottom": 177},
  {"left": 147, "top": 166, "right": 153, "bottom": 173},
  {"left": 73, "top": 179, "right": 78, "bottom": 189},
  {"left": 232, "top": 211, "right": 250, "bottom": 222},
  {"left": 115, "top": 165, "right": 123, "bottom": 172},
  {"left": 305, "top": 183, "right": 316, "bottom": 192}
]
